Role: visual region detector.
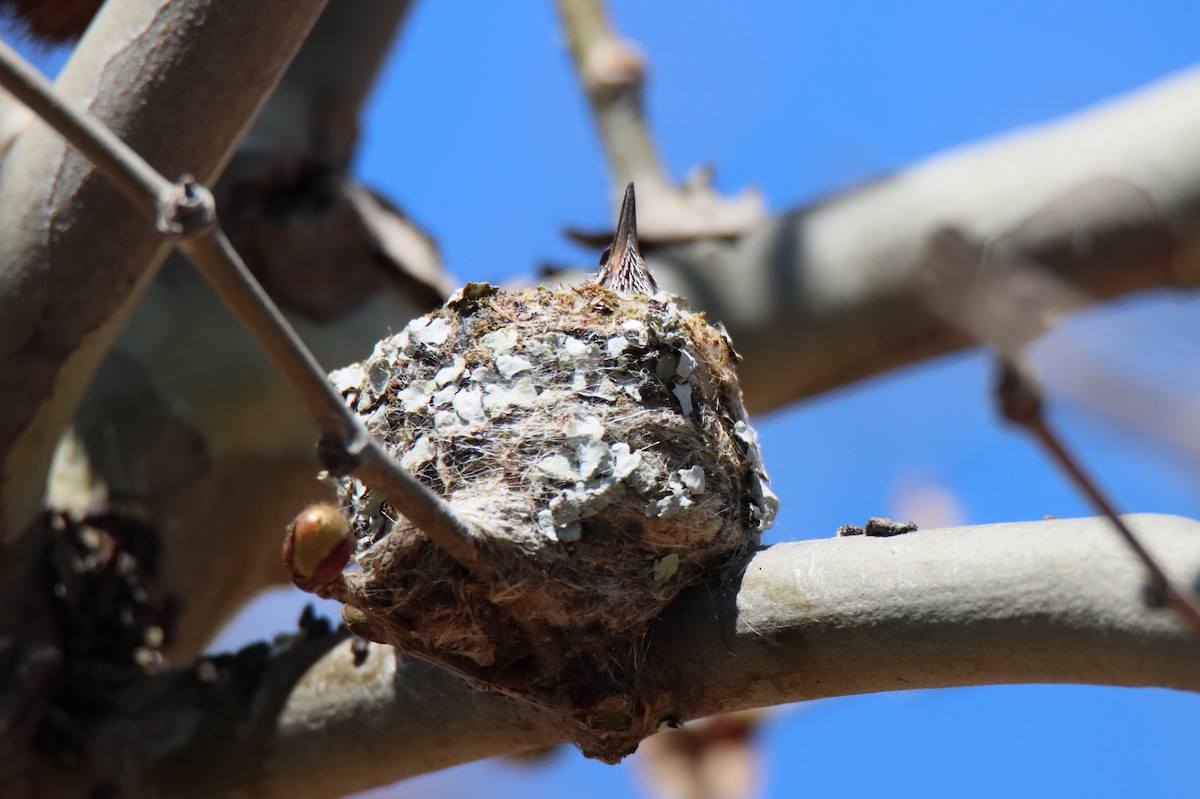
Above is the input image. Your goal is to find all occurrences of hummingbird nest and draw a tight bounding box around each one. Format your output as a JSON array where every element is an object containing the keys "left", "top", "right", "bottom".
[{"left": 293, "top": 186, "right": 775, "bottom": 759}]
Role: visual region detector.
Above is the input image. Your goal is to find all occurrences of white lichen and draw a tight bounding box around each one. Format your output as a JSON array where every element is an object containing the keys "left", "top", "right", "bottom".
[
  {"left": 672, "top": 383, "right": 693, "bottom": 415},
  {"left": 652, "top": 553, "right": 680, "bottom": 583},
  {"left": 431, "top": 384, "right": 458, "bottom": 407},
  {"left": 481, "top": 327, "right": 518, "bottom": 355},
  {"left": 495, "top": 353, "right": 533, "bottom": 379},
  {"left": 400, "top": 434, "right": 435, "bottom": 470},
  {"left": 410, "top": 316, "right": 452, "bottom": 347},
  {"left": 564, "top": 416, "right": 605, "bottom": 441},
  {"left": 329, "top": 363, "right": 366, "bottom": 395},
  {"left": 646, "top": 465, "right": 707, "bottom": 517},
  {"left": 434, "top": 357, "right": 466, "bottom": 387},
  {"left": 329, "top": 282, "right": 776, "bottom": 677},
  {"left": 396, "top": 380, "right": 436, "bottom": 413},
  {"left": 607, "top": 336, "right": 630, "bottom": 357},
  {"left": 451, "top": 387, "right": 484, "bottom": 422},
  {"left": 538, "top": 454, "right": 577, "bottom": 482},
  {"left": 675, "top": 349, "right": 697, "bottom": 380}
]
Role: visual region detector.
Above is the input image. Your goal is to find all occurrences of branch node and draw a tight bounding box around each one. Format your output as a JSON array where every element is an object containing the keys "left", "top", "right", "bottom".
[
  {"left": 995, "top": 360, "right": 1045, "bottom": 429},
  {"left": 155, "top": 175, "right": 216, "bottom": 238},
  {"left": 582, "top": 37, "right": 644, "bottom": 97},
  {"left": 317, "top": 433, "right": 365, "bottom": 477},
  {"left": 556, "top": 0, "right": 765, "bottom": 245}
]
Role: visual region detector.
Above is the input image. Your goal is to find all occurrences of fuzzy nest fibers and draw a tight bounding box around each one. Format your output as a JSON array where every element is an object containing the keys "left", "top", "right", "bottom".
[{"left": 299, "top": 187, "right": 776, "bottom": 758}]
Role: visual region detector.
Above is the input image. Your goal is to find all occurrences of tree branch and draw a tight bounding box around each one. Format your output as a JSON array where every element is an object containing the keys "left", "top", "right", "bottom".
[
  {"left": 37, "top": 1, "right": 451, "bottom": 658},
  {"left": 75, "top": 515, "right": 1200, "bottom": 798},
  {"left": 0, "top": 75, "right": 30, "bottom": 159},
  {"left": 96, "top": 2, "right": 440, "bottom": 661},
  {"left": 628, "top": 64, "right": 1200, "bottom": 412},
  {"left": 2, "top": 19, "right": 489, "bottom": 637},
  {"left": 651, "top": 515, "right": 1200, "bottom": 718},
  {"left": 556, "top": 0, "right": 665, "bottom": 190},
  {"left": 555, "top": 0, "right": 764, "bottom": 241},
  {"left": 0, "top": 0, "right": 330, "bottom": 542}
]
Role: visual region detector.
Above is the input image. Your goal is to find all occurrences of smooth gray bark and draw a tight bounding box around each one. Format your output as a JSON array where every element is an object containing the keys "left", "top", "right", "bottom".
[
  {"left": 72, "top": 515, "right": 1200, "bottom": 798},
  {"left": 0, "top": 0, "right": 329, "bottom": 541},
  {"left": 641, "top": 65, "right": 1200, "bottom": 412}
]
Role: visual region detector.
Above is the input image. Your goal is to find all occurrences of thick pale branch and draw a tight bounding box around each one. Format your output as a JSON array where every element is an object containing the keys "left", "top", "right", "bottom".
[
  {"left": 0, "top": 29, "right": 488, "bottom": 630},
  {"left": 19, "top": 2, "right": 456, "bottom": 659},
  {"left": 0, "top": 37, "right": 179, "bottom": 220},
  {"left": 650, "top": 515, "right": 1200, "bottom": 718},
  {"left": 634, "top": 64, "right": 1200, "bottom": 412},
  {"left": 0, "top": 0, "right": 329, "bottom": 541},
  {"left": 63, "top": 0, "right": 439, "bottom": 658},
  {"left": 95, "top": 515, "right": 1200, "bottom": 798},
  {"left": 0, "top": 78, "right": 30, "bottom": 158}
]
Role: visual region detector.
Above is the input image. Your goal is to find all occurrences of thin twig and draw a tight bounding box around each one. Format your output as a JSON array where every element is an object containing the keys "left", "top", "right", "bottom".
[
  {"left": 995, "top": 362, "right": 1200, "bottom": 635},
  {"left": 0, "top": 38, "right": 171, "bottom": 223},
  {"left": 555, "top": 0, "right": 763, "bottom": 242},
  {"left": 176, "top": 229, "right": 359, "bottom": 441},
  {"left": 0, "top": 35, "right": 491, "bottom": 578},
  {"left": 918, "top": 227, "right": 1200, "bottom": 635}
]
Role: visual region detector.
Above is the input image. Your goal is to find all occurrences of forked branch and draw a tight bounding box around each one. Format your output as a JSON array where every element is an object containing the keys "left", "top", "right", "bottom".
[
  {"left": 918, "top": 227, "right": 1200, "bottom": 635},
  {"left": 0, "top": 35, "right": 489, "bottom": 577},
  {"left": 0, "top": 0, "right": 330, "bottom": 541}
]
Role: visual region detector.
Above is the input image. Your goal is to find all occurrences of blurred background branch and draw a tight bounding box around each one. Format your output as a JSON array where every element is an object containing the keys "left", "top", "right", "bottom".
[{"left": 633, "top": 63, "right": 1200, "bottom": 413}]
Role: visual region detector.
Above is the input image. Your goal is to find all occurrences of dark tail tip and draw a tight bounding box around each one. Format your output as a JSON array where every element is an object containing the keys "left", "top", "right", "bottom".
[{"left": 615, "top": 182, "right": 637, "bottom": 248}]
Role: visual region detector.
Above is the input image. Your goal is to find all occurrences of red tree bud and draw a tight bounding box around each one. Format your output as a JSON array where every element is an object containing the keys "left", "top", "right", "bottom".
[{"left": 283, "top": 503, "right": 352, "bottom": 584}]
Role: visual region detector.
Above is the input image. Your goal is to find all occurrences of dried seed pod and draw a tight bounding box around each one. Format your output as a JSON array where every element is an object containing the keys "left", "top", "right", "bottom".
[{"left": 310, "top": 187, "right": 776, "bottom": 760}]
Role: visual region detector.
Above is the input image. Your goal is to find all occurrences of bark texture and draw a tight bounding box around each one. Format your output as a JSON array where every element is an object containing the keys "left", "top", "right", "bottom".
[{"left": 56, "top": 515, "right": 1200, "bottom": 798}]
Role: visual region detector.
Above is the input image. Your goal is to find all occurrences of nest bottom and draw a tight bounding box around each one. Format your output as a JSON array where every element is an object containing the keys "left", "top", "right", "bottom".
[{"left": 348, "top": 490, "right": 736, "bottom": 665}]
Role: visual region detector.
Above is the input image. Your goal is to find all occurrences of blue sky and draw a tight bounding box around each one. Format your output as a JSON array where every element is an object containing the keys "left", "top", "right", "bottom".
[{"left": 13, "top": 2, "right": 1200, "bottom": 797}]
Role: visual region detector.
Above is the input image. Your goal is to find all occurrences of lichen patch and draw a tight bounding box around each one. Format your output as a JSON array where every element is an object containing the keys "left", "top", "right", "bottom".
[{"left": 314, "top": 281, "right": 775, "bottom": 761}]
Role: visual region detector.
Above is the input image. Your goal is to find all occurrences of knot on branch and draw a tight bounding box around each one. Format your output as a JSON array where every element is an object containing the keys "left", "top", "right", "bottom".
[
  {"left": 582, "top": 37, "right": 645, "bottom": 97},
  {"left": 155, "top": 175, "right": 216, "bottom": 238}
]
